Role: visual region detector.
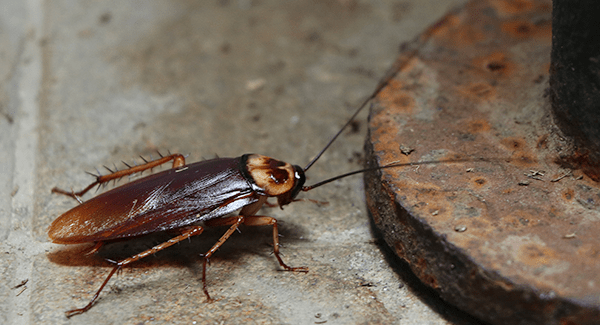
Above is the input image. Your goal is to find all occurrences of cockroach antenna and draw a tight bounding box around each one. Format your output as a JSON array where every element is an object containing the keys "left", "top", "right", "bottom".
[{"left": 302, "top": 157, "right": 507, "bottom": 191}]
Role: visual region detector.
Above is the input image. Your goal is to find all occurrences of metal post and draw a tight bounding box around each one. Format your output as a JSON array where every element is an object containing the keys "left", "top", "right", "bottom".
[{"left": 550, "top": 0, "right": 600, "bottom": 181}]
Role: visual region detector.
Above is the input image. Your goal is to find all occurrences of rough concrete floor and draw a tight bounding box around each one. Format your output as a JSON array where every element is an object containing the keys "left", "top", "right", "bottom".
[{"left": 0, "top": 1, "right": 492, "bottom": 324}]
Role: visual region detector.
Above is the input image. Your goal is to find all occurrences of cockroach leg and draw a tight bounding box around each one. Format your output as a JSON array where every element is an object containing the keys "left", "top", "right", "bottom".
[
  {"left": 84, "top": 242, "right": 104, "bottom": 256},
  {"left": 65, "top": 225, "right": 204, "bottom": 318},
  {"left": 201, "top": 216, "right": 245, "bottom": 301},
  {"left": 242, "top": 215, "right": 309, "bottom": 272},
  {"left": 52, "top": 153, "right": 186, "bottom": 199},
  {"left": 204, "top": 215, "right": 308, "bottom": 271},
  {"left": 201, "top": 215, "right": 308, "bottom": 300},
  {"left": 263, "top": 200, "right": 278, "bottom": 208},
  {"left": 65, "top": 265, "right": 120, "bottom": 318}
]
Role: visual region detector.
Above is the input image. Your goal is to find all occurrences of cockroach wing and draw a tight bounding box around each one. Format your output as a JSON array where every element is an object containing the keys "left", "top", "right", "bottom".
[{"left": 49, "top": 157, "right": 260, "bottom": 244}]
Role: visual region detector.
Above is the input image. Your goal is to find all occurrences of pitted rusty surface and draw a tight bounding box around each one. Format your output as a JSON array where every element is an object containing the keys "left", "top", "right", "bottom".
[{"left": 365, "top": 1, "right": 600, "bottom": 324}]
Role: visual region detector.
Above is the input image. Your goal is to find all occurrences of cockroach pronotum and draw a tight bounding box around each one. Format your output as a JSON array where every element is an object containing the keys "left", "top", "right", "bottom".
[{"left": 48, "top": 61, "right": 443, "bottom": 318}]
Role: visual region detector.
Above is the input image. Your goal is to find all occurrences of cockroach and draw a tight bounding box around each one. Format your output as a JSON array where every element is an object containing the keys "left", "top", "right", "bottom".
[{"left": 48, "top": 61, "right": 427, "bottom": 318}]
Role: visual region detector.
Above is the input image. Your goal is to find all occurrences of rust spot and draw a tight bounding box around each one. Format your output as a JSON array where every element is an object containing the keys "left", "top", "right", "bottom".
[
  {"left": 517, "top": 243, "right": 558, "bottom": 267},
  {"left": 490, "top": 0, "right": 535, "bottom": 15},
  {"left": 542, "top": 62, "right": 551, "bottom": 75},
  {"left": 510, "top": 152, "right": 538, "bottom": 167},
  {"left": 423, "top": 13, "right": 462, "bottom": 40},
  {"left": 422, "top": 273, "right": 439, "bottom": 289},
  {"left": 393, "top": 95, "right": 415, "bottom": 111},
  {"left": 519, "top": 217, "right": 530, "bottom": 226},
  {"left": 371, "top": 210, "right": 381, "bottom": 225},
  {"left": 502, "top": 188, "right": 514, "bottom": 194},
  {"left": 394, "top": 241, "right": 406, "bottom": 258},
  {"left": 433, "top": 22, "right": 486, "bottom": 48},
  {"left": 457, "top": 82, "right": 496, "bottom": 102},
  {"left": 563, "top": 189, "right": 574, "bottom": 201},
  {"left": 501, "top": 20, "right": 529, "bottom": 38},
  {"left": 414, "top": 187, "right": 445, "bottom": 203},
  {"left": 451, "top": 25, "right": 486, "bottom": 47},
  {"left": 412, "top": 258, "right": 440, "bottom": 289},
  {"left": 472, "top": 177, "right": 487, "bottom": 187},
  {"left": 472, "top": 52, "right": 516, "bottom": 77},
  {"left": 379, "top": 79, "right": 403, "bottom": 95},
  {"left": 501, "top": 215, "right": 520, "bottom": 228},
  {"left": 500, "top": 137, "right": 538, "bottom": 166},
  {"left": 487, "top": 62, "right": 505, "bottom": 71},
  {"left": 466, "top": 119, "right": 491, "bottom": 133},
  {"left": 501, "top": 20, "right": 552, "bottom": 40},
  {"left": 503, "top": 211, "right": 537, "bottom": 228},
  {"left": 501, "top": 137, "right": 526, "bottom": 150},
  {"left": 377, "top": 80, "right": 415, "bottom": 114}
]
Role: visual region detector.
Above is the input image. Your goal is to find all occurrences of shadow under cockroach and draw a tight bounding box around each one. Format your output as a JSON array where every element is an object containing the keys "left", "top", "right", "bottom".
[{"left": 47, "top": 213, "right": 310, "bottom": 269}]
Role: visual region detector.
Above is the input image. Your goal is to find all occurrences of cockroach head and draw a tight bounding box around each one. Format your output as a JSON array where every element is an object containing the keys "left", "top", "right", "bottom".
[{"left": 244, "top": 154, "right": 306, "bottom": 206}]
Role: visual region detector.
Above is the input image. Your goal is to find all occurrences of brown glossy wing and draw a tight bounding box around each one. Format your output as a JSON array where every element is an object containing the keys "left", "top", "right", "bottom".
[{"left": 49, "top": 157, "right": 260, "bottom": 244}]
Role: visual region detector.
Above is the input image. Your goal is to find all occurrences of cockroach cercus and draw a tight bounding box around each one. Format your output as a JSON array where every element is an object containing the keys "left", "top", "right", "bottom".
[{"left": 48, "top": 62, "right": 445, "bottom": 318}]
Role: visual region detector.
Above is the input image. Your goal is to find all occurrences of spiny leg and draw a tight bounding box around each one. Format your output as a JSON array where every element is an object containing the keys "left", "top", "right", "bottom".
[
  {"left": 65, "top": 225, "right": 203, "bottom": 318},
  {"left": 201, "top": 215, "right": 308, "bottom": 300},
  {"left": 52, "top": 153, "right": 186, "bottom": 200},
  {"left": 241, "top": 215, "right": 308, "bottom": 272},
  {"left": 200, "top": 216, "right": 245, "bottom": 301}
]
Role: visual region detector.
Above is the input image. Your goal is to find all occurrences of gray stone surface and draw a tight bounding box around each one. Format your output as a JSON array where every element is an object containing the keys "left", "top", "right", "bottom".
[{"left": 0, "top": 1, "right": 484, "bottom": 324}]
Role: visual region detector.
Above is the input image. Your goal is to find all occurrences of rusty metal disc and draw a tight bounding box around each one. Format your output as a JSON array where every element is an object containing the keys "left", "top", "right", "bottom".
[{"left": 364, "top": 1, "right": 600, "bottom": 324}]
